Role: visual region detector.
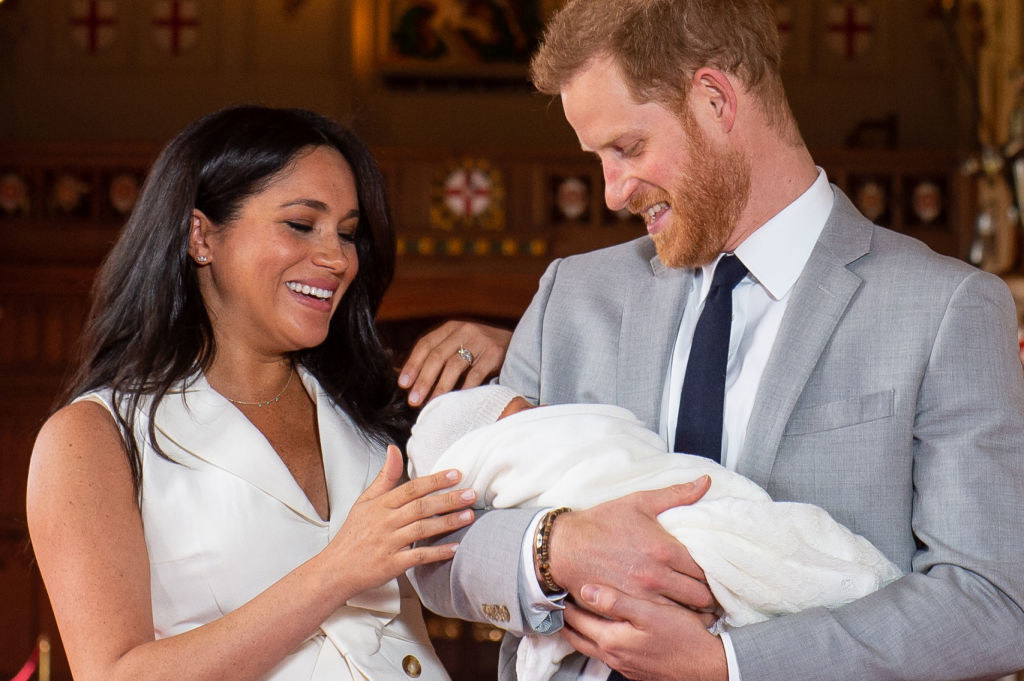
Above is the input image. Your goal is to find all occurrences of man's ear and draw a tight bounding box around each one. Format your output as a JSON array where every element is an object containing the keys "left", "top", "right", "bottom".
[
  {"left": 691, "top": 67, "right": 738, "bottom": 133},
  {"left": 188, "top": 209, "right": 214, "bottom": 265}
]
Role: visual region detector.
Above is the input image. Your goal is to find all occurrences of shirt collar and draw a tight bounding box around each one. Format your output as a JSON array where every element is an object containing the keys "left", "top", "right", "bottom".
[{"left": 730, "top": 167, "right": 834, "bottom": 300}]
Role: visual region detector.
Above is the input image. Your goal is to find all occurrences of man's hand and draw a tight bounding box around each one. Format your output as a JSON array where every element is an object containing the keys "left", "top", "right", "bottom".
[
  {"left": 562, "top": 584, "right": 727, "bottom": 681},
  {"left": 398, "top": 321, "right": 512, "bottom": 406},
  {"left": 546, "top": 476, "right": 716, "bottom": 610}
]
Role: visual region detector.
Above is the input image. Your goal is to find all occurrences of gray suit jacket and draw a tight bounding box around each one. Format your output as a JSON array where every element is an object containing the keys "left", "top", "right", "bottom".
[{"left": 410, "top": 189, "right": 1024, "bottom": 680}]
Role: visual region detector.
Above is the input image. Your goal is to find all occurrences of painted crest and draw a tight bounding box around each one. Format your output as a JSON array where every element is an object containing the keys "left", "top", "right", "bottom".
[
  {"left": 911, "top": 181, "right": 942, "bottom": 223},
  {"left": 153, "top": 0, "right": 200, "bottom": 55},
  {"left": 555, "top": 176, "right": 589, "bottom": 221},
  {"left": 53, "top": 175, "right": 91, "bottom": 215},
  {"left": 70, "top": 0, "right": 118, "bottom": 54},
  {"left": 109, "top": 173, "right": 140, "bottom": 215},
  {"left": 825, "top": 1, "right": 874, "bottom": 60},
  {"left": 854, "top": 179, "right": 887, "bottom": 222},
  {"left": 53, "top": 174, "right": 91, "bottom": 214},
  {"left": 430, "top": 158, "right": 505, "bottom": 231},
  {"left": 0, "top": 173, "right": 29, "bottom": 215}
]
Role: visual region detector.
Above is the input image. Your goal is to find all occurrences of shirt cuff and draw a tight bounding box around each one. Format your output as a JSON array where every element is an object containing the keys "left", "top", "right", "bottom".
[
  {"left": 720, "top": 631, "right": 742, "bottom": 681},
  {"left": 518, "top": 508, "right": 567, "bottom": 634}
]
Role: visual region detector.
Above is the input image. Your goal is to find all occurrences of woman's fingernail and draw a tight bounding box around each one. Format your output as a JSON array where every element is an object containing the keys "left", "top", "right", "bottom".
[
  {"left": 459, "top": 510, "right": 473, "bottom": 522},
  {"left": 460, "top": 489, "right": 476, "bottom": 501},
  {"left": 446, "top": 470, "right": 460, "bottom": 481},
  {"left": 581, "top": 585, "right": 599, "bottom": 603},
  {"left": 450, "top": 543, "right": 459, "bottom": 554},
  {"left": 399, "top": 374, "right": 410, "bottom": 387},
  {"left": 409, "top": 390, "right": 421, "bottom": 404}
]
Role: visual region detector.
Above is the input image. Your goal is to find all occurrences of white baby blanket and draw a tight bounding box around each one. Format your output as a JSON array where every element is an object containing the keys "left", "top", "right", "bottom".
[{"left": 408, "top": 400, "right": 902, "bottom": 681}]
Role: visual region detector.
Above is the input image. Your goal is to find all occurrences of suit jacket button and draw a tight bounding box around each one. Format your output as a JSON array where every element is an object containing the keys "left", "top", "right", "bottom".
[{"left": 402, "top": 654, "right": 422, "bottom": 677}]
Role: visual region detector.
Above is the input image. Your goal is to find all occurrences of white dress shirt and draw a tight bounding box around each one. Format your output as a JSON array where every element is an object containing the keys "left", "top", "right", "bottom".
[
  {"left": 523, "top": 169, "right": 835, "bottom": 681},
  {"left": 658, "top": 168, "right": 835, "bottom": 470}
]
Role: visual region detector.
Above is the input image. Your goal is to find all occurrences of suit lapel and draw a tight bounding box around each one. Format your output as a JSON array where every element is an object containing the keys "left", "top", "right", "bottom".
[
  {"left": 617, "top": 247, "right": 693, "bottom": 431},
  {"left": 739, "top": 188, "right": 872, "bottom": 486}
]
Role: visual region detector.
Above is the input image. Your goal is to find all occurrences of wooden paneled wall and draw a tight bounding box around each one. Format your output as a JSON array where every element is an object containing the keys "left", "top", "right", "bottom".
[{"left": 0, "top": 142, "right": 972, "bottom": 680}]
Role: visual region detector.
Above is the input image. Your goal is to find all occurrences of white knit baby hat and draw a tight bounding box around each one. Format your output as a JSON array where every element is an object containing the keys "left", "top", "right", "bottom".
[{"left": 406, "top": 384, "right": 521, "bottom": 478}]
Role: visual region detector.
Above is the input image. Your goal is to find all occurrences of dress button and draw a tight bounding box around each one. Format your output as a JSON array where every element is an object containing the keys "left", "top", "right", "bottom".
[{"left": 402, "top": 654, "right": 422, "bottom": 677}]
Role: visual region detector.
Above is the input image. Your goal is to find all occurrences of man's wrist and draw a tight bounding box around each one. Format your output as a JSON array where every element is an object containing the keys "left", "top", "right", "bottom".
[{"left": 533, "top": 506, "right": 571, "bottom": 594}]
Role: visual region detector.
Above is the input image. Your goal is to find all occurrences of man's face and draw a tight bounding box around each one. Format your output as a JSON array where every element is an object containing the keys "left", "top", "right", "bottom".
[{"left": 560, "top": 56, "right": 750, "bottom": 267}]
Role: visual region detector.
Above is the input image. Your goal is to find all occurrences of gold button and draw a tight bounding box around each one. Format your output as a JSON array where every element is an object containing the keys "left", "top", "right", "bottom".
[
  {"left": 481, "top": 603, "right": 510, "bottom": 622},
  {"left": 402, "top": 654, "right": 421, "bottom": 677}
]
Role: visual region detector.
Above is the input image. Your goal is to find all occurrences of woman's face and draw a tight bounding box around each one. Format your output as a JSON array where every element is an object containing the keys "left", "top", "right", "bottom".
[{"left": 192, "top": 145, "right": 360, "bottom": 357}]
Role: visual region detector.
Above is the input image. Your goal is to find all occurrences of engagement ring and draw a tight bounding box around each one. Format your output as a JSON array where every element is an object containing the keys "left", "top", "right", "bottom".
[{"left": 457, "top": 346, "right": 475, "bottom": 366}]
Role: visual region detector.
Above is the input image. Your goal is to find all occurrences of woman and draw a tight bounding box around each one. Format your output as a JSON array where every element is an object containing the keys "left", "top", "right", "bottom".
[{"left": 26, "top": 105, "right": 476, "bottom": 681}]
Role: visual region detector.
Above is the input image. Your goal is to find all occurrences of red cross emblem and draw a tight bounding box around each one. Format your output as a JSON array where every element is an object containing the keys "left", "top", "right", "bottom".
[
  {"left": 431, "top": 158, "right": 506, "bottom": 230},
  {"left": 153, "top": 0, "right": 200, "bottom": 55},
  {"left": 69, "top": 0, "right": 118, "bottom": 54},
  {"left": 443, "top": 168, "right": 493, "bottom": 217},
  {"left": 826, "top": 1, "right": 874, "bottom": 60}
]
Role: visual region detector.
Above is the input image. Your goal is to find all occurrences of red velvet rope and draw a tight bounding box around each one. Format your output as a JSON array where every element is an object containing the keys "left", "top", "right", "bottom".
[{"left": 8, "top": 643, "right": 38, "bottom": 681}]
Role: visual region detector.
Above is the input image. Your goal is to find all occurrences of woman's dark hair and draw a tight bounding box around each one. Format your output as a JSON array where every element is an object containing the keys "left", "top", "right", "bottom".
[{"left": 62, "top": 105, "right": 410, "bottom": 494}]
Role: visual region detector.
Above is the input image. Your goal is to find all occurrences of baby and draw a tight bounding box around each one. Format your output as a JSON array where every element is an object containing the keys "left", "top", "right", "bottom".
[{"left": 407, "top": 385, "right": 901, "bottom": 681}]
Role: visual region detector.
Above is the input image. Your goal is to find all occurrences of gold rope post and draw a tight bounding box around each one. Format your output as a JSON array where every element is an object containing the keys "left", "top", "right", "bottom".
[{"left": 38, "top": 635, "right": 51, "bottom": 681}]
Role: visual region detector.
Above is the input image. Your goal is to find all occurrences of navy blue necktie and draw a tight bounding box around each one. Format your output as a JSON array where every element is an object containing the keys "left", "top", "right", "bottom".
[
  {"left": 607, "top": 257, "right": 748, "bottom": 681},
  {"left": 672, "top": 254, "right": 748, "bottom": 463}
]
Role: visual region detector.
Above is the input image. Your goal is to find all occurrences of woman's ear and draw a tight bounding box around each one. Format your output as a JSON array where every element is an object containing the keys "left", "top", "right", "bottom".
[
  {"left": 188, "top": 210, "right": 213, "bottom": 265},
  {"left": 691, "top": 67, "right": 738, "bottom": 133}
]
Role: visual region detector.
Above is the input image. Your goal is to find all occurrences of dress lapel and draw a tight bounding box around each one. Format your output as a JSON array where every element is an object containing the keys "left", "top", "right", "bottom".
[
  {"left": 304, "top": 372, "right": 383, "bottom": 537},
  {"left": 153, "top": 369, "right": 372, "bottom": 527},
  {"left": 617, "top": 249, "right": 693, "bottom": 431},
  {"left": 738, "top": 188, "right": 872, "bottom": 487},
  {"left": 306, "top": 374, "right": 401, "bottom": 620}
]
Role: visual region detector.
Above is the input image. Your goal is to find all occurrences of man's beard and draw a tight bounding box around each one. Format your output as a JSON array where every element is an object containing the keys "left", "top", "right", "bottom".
[{"left": 633, "top": 115, "right": 752, "bottom": 269}]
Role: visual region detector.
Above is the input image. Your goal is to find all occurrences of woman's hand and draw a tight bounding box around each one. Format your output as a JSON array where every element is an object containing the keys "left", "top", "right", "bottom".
[
  {"left": 398, "top": 321, "right": 512, "bottom": 406},
  {"left": 324, "top": 445, "right": 476, "bottom": 597}
]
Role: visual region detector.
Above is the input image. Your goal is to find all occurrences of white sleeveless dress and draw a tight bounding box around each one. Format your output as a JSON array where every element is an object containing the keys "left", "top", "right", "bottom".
[{"left": 78, "top": 368, "right": 449, "bottom": 681}]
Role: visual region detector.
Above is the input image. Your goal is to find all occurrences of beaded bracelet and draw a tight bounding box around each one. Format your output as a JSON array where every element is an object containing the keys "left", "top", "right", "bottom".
[{"left": 534, "top": 506, "right": 571, "bottom": 594}]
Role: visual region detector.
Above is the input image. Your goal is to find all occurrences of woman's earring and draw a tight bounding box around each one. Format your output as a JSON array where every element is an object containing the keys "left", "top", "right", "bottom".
[{"left": 195, "top": 255, "right": 209, "bottom": 264}]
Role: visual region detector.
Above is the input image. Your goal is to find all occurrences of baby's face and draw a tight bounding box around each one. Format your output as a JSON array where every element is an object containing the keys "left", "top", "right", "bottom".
[{"left": 498, "top": 396, "right": 535, "bottom": 420}]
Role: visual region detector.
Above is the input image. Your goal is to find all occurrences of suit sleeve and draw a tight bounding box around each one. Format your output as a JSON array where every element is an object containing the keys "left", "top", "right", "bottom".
[
  {"left": 728, "top": 270, "right": 1024, "bottom": 680},
  {"left": 499, "top": 257, "right": 562, "bottom": 401},
  {"left": 407, "top": 259, "right": 564, "bottom": 634}
]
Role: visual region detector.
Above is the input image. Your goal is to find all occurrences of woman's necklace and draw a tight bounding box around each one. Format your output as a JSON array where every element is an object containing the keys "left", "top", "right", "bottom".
[{"left": 226, "top": 367, "right": 294, "bottom": 408}]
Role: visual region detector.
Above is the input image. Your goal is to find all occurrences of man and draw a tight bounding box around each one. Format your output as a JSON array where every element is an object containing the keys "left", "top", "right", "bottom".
[{"left": 406, "top": 1, "right": 1024, "bottom": 679}]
